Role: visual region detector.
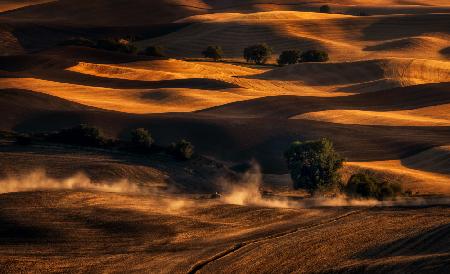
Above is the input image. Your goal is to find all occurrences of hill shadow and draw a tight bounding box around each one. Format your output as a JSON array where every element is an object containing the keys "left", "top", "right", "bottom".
[
  {"left": 361, "top": 13, "right": 450, "bottom": 41},
  {"left": 358, "top": 222, "right": 450, "bottom": 259},
  {"left": 32, "top": 69, "right": 239, "bottom": 90},
  {"left": 200, "top": 82, "right": 450, "bottom": 118}
]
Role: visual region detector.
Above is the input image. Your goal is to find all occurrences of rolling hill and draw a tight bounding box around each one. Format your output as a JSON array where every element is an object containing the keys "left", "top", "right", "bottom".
[{"left": 0, "top": 1, "right": 449, "bottom": 273}]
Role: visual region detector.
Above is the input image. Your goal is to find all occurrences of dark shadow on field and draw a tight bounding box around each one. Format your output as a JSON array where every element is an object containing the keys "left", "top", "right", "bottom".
[
  {"left": 440, "top": 47, "right": 450, "bottom": 58},
  {"left": 0, "top": 213, "right": 64, "bottom": 244},
  {"left": 9, "top": 114, "right": 450, "bottom": 174},
  {"left": 244, "top": 61, "right": 385, "bottom": 86},
  {"left": 361, "top": 13, "right": 450, "bottom": 41},
  {"left": 6, "top": 21, "right": 190, "bottom": 52},
  {"left": 2, "top": 69, "right": 239, "bottom": 91},
  {"left": 337, "top": 221, "right": 450, "bottom": 274},
  {"left": 0, "top": 53, "right": 238, "bottom": 90},
  {"left": 200, "top": 82, "right": 450, "bottom": 118},
  {"left": 0, "top": 194, "right": 177, "bottom": 253},
  {"left": 400, "top": 148, "right": 450, "bottom": 176},
  {"left": 61, "top": 207, "right": 176, "bottom": 238},
  {"left": 2, "top": 88, "right": 450, "bottom": 174},
  {"left": 361, "top": 222, "right": 450, "bottom": 258}
]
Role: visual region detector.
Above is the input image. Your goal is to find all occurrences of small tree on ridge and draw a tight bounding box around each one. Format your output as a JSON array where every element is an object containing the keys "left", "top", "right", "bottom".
[
  {"left": 244, "top": 43, "right": 273, "bottom": 64},
  {"left": 202, "top": 45, "right": 223, "bottom": 61}
]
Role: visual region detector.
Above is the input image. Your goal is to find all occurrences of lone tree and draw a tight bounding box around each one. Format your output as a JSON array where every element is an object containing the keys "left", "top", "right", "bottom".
[
  {"left": 144, "top": 45, "right": 165, "bottom": 57},
  {"left": 320, "top": 5, "right": 331, "bottom": 13},
  {"left": 284, "top": 138, "right": 344, "bottom": 194},
  {"left": 170, "top": 139, "right": 195, "bottom": 160},
  {"left": 277, "top": 50, "right": 301, "bottom": 66},
  {"left": 202, "top": 45, "right": 223, "bottom": 61},
  {"left": 244, "top": 43, "right": 273, "bottom": 64},
  {"left": 300, "top": 50, "right": 329, "bottom": 62},
  {"left": 130, "top": 128, "right": 154, "bottom": 150}
]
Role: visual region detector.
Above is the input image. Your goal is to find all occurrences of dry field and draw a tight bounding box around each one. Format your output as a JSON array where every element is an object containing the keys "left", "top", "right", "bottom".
[{"left": 0, "top": 0, "right": 449, "bottom": 273}]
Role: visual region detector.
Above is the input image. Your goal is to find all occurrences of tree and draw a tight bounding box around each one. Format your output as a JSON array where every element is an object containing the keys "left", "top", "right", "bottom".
[
  {"left": 48, "top": 124, "right": 106, "bottom": 147},
  {"left": 300, "top": 50, "right": 329, "bottom": 62},
  {"left": 144, "top": 45, "right": 166, "bottom": 57},
  {"left": 320, "top": 5, "right": 331, "bottom": 13},
  {"left": 130, "top": 128, "right": 153, "bottom": 150},
  {"left": 244, "top": 43, "right": 273, "bottom": 64},
  {"left": 171, "top": 139, "right": 194, "bottom": 160},
  {"left": 202, "top": 45, "right": 223, "bottom": 61},
  {"left": 277, "top": 50, "right": 301, "bottom": 66},
  {"left": 284, "top": 138, "right": 344, "bottom": 193}
]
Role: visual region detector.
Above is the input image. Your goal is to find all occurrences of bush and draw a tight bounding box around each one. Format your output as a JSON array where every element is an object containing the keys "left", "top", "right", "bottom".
[
  {"left": 277, "top": 50, "right": 301, "bottom": 66},
  {"left": 202, "top": 45, "right": 224, "bottom": 61},
  {"left": 345, "top": 173, "right": 403, "bottom": 200},
  {"left": 170, "top": 139, "right": 194, "bottom": 160},
  {"left": 244, "top": 43, "right": 273, "bottom": 64},
  {"left": 96, "top": 39, "right": 137, "bottom": 54},
  {"left": 48, "top": 124, "right": 106, "bottom": 147},
  {"left": 284, "top": 138, "right": 344, "bottom": 194},
  {"left": 144, "top": 45, "right": 166, "bottom": 57},
  {"left": 300, "top": 50, "right": 329, "bottom": 62},
  {"left": 130, "top": 128, "right": 153, "bottom": 150},
  {"left": 60, "top": 37, "right": 96, "bottom": 48},
  {"left": 320, "top": 5, "right": 331, "bottom": 13}
]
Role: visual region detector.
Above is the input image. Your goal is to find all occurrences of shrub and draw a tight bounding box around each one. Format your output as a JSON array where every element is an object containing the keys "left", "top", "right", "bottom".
[
  {"left": 130, "top": 128, "right": 153, "bottom": 150},
  {"left": 48, "top": 124, "right": 106, "bottom": 147},
  {"left": 244, "top": 43, "right": 273, "bottom": 64},
  {"left": 170, "top": 139, "right": 194, "bottom": 160},
  {"left": 320, "top": 5, "right": 331, "bottom": 13},
  {"left": 277, "top": 50, "right": 301, "bottom": 66},
  {"left": 15, "top": 133, "right": 32, "bottom": 146},
  {"left": 60, "top": 37, "right": 96, "bottom": 48},
  {"left": 284, "top": 138, "right": 344, "bottom": 194},
  {"left": 300, "top": 50, "right": 329, "bottom": 62},
  {"left": 144, "top": 45, "right": 166, "bottom": 57},
  {"left": 202, "top": 45, "right": 224, "bottom": 61},
  {"left": 345, "top": 173, "right": 403, "bottom": 200},
  {"left": 345, "top": 174, "right": 378, "bottom": 198},
  {"left": 96, "top": 39, "right": 137, "bottom": 54}
]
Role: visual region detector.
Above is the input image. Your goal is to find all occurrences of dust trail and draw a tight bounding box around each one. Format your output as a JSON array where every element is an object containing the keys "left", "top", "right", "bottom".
[
  {"left": 0, "top": 170, "right": 143, "bottom": 194},
  {"left": 296, "top": 196, "right": 450, "bottom": 208},
  {"left": 220, "top": 164, "right": 450, "bottom": 208},
  {"left": 221, "top": 163, "right": 295, "bottom": 208},
  {"left": 0, "top": 170, "right": 194, "bottom": 213}
]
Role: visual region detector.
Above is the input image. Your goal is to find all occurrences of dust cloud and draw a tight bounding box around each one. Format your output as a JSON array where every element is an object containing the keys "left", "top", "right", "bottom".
[
  {"left": 1, "top": 169, "right": 448, "bottom": 209},
  {"left": 0, "top": 170, "right": 195, "bottom": 213},
  {"left": 0, "top": 170, "right": 142, "bottom": 194},
  {"left": 221, "top": 163, "right": 295, "bottom": 208},
  {"left": 220, "top": 164, "right": 450, "bottom": 208}
]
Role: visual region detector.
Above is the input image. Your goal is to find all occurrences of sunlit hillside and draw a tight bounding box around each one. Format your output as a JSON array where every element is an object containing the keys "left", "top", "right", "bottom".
[{"left": 0, "top": 1, "right": 449, "bottom": 273}]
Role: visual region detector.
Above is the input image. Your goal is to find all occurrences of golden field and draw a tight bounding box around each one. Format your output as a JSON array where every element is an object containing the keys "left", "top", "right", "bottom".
[{"left": 0, "top": 1, "right": 449, "bottom": 273}]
